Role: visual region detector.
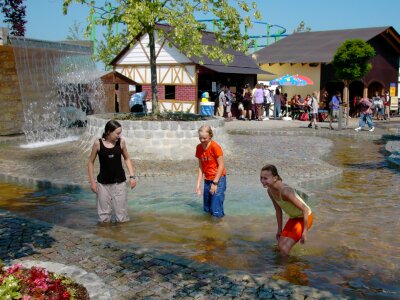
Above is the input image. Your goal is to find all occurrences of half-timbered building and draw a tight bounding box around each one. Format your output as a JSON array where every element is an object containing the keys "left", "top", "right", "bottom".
[{"left": 110, "top": 24, "right": 269, "bottom": 113}]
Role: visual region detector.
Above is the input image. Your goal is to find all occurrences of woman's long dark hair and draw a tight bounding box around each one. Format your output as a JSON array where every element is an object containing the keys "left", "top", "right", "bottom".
[
  {"left": 102, "top": 120, "right": 121, "bottom": 138},
  {"left": 261, "top": 164, "right": 282, "bottom": 181}
]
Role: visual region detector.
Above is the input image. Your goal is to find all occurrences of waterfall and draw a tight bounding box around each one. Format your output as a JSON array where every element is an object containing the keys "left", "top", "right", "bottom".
[{"left": 9, "top": 37, "right": 105, "bottom": 145}]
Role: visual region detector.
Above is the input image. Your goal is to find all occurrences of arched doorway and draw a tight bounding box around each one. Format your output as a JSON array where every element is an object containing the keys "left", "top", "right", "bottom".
[
  {"left": 368, "top": 81, "right": 384, "bottom": 98},
  {"left": 349, "top": 81, "right": 364, "bottom": 117},
  {"left": 325, "top": 81, "right": 344, "bottom": 100}
]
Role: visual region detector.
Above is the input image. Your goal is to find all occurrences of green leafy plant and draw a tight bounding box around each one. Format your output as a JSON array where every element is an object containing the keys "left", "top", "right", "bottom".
[
  {"left": 332, "top": 39, "right": 375, "bottom": 125},
  {"left": 0, "top": 0, "right": 26, "bottom": 36},
  {"left": 115, "top": 111, "right": 211, "bottom": 121},
  {"left": 0, "top": 263, "right": 88, "bottom": 300}
]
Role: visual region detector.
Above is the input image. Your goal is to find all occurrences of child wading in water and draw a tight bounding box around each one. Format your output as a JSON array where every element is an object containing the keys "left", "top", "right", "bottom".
[
  {"left": 88, "top": 120, "right": 137, "bottom": 223},
  {"left": 260, "top": 165, "right": 313, "bottom": 255},
  {"left": 195, "top": 125, "right": 227, "bottom": 218}
]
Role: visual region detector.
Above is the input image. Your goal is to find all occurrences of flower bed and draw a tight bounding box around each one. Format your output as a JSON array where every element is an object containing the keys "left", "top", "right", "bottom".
[{"left": 0, "top": 263, "right": 89, "bottom": 300}]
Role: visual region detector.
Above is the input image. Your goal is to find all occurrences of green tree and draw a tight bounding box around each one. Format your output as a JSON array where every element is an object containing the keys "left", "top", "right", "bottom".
[
  {"left": 293, "top": 21, "right": 311, "bottom": 33},
  {"left": 62, "top": 0, "right": 261, "bottom": 114},
  {"left": 66, "top": 20, "right": 86, "bottom": 40},
  {"left": 332, "top": 39, "right": 375, "bottom": 126},
  {"left": 0, "top": 0, "right": 26, "bottom": 36}
]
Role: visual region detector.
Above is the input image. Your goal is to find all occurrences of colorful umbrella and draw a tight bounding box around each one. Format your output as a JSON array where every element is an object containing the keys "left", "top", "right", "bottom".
[
  {"left": 270, "top": 74, "right": 307, "bottom": 86},
  {"left": 294, "top": 74, "right": 314, "bottom": 85}
]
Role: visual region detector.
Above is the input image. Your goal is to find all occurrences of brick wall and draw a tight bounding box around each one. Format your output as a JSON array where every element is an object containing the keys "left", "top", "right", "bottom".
[
  {"left": 0, "top": 45, "right": 23, "bottom": 135},
  {"left": 142, "top": 84, "right": 165, "bottom": 100},
  {"left": 176, "top": 85, "right": 196, "bottom": 101},
  {"left": 143, "top": 84, "right": 197, "bottom": 101}
]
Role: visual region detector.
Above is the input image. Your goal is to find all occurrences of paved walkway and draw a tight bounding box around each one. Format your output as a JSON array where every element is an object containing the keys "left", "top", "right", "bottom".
[{"left": 0, "top": 117, "right": 399, "bottom": 299}]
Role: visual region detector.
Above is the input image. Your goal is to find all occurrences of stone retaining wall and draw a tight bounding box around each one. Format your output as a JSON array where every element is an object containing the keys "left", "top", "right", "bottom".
[
  {"left": 82, "top": 114, "right": 229, "bottom": 160},
  {"left": 0, "top": 45, "right": 23, "bottom": 135}
]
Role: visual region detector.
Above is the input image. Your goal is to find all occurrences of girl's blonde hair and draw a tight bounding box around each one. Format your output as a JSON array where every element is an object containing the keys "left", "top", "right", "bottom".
[{"left": 198, "top": 125, "right": 213, "bottom": 138}]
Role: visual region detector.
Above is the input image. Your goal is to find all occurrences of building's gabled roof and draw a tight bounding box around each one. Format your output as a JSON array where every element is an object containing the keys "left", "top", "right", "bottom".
[
  {"left": 111, "top": 24, "right": 272, "bottom": 75},
  {"left": 253, "top": 26, "right": 400, "bottom": 64},
  {"left": 100, "top": 70, "right": 137, "bottom": 85},
  {"left": 185, "top": 28, "right": 271, "bottom": 74}
]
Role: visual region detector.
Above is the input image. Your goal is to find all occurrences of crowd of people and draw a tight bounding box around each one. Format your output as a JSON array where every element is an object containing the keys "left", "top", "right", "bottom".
[{"left": 212, "top": 83, "right": 395, "bottom": 132}]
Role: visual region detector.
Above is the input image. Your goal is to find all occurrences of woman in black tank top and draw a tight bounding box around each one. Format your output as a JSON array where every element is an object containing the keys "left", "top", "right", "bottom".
[{"left": 88, "top": 120, "right": 137, "bottom": 223}]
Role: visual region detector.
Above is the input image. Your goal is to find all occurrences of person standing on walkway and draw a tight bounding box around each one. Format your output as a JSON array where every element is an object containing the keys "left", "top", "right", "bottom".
[
  {"left": 216, "top": 85, "right": 226, "bottom": 117},
  {"left": 383, "top": 90, "right": 391, "bottom": 120},
  {"left": 242, "top": 84, "right": 253, "bottom": 121},
  {"left": 225, "top": 86, "right": 233, "bottom": 119},
  {"left": 263, "top": 85, "right": 272, "bottom": 120},
  {"left": 355, "top": 96, "right": 375, "bottom": 132},
  {"left": 260, "top": 164, "right": 313, "bottom": 256},
  {"left": 88, "top": 120, "right": 137, "bottom": 223},
  {"left": 273, "top": 88, "right": 282, "bottom": 119},
  {"left": 253, "top": 83, "right": 265, "bottom": 121},
  {"left": 371, "top": 91, "right": 382, "bottom": 120},
  {"left": 307, "top": 91, "right": 320, "bottom": 129},
  {"left": 195, "top": 125, "right": 227, "bottom": 218},
  {"left": 328, "top": 91, "right": 341, "bottom": 130}
]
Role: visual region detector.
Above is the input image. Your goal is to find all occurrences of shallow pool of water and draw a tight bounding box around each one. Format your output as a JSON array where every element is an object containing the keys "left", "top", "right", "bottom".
[{"left": 0, "top": 137, "right": 399, "bottom": 299}]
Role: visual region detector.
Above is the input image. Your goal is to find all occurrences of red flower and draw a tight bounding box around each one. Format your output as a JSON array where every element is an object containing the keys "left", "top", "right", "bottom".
[{"left": 0, "top": 263, "right": 84, "bottom": 299}]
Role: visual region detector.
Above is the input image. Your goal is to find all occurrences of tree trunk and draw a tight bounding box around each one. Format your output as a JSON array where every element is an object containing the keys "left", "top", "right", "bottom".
[
  {"left": 148, "top": 30, "right": 158, "bottom": 114},
  {"left": 343, "top": 80, "right": 349, "bottom": 127}
]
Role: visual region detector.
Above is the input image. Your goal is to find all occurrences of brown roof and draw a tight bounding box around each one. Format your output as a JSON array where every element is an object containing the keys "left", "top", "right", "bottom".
[
  {"left": 111, "top": 24, "right": 272, "bottom": 75},
  {"left": 183, "top": 28, "right": 271, "bottom": 74},
  {"left": 253, "top": 26, "right": 400, "bottom": 64},
  {"left": 100, "top": 70, "right": 137, "bottom": 85}
]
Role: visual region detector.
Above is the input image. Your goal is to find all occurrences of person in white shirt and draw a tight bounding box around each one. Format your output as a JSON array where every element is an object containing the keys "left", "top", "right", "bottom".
[
  {"left": 307, "top": 91, "right": 320, "bottom": 129},
  {"left": 216, "top": 85, "right": 226, "bottom": 117},
  {"left": 263, "top": 85, "right": 272, "bottom": 120}
]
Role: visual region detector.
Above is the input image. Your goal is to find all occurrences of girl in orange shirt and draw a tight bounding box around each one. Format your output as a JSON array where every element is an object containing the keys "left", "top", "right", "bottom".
[{"left": 195, "top": 125, "right": 227, "bottom": 218}]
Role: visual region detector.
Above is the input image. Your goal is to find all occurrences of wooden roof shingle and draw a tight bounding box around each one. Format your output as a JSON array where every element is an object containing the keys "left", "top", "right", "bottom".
[{"left": 253, "top": 26, "right": 400, "bottom": 64}]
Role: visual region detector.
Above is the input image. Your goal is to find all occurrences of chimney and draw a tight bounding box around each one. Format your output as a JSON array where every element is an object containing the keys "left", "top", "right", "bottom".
[{"left": 0, "top": 28, "right": 9, "bottom": 45}]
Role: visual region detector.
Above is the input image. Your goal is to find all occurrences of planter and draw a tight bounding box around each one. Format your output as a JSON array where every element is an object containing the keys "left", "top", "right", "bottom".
[
  {"left": 81, "top": 113, "right": 229, "bottom": 160},
  {"left": 12, "top": 260, "right": 111, "bottom": 300}
]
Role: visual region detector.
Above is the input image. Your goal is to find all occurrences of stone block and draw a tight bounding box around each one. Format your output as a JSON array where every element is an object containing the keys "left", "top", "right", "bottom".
[
  {"left": 144, "top": 131, "right": 153, "bottom": 139},
  {"left": 175, "top": 131, "right": 184, "bottom": 139},
  {"left": 160, "top": 121, "right": 170, "bottom": 130},
  {"left": 152, "top": 130, "right": 165, "bottom": 139},
  {"left": 141, "top": 121, "right": 149, "bottom": 130},
  {"left": 149, "top": 121, "right": 161, "bottom": 130},
  {"left": 134, "top": 130, "right": 145, "bottom": 139},
  {"left": 169, "top": 121, "right": 178, "bottom": 130},
  {"left": 185, "top": 131, "right": 197, "bottom": 138}
]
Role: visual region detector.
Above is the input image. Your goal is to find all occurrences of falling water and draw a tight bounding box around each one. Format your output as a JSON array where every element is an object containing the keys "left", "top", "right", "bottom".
[{"left": 9, "top": 37, "right": 105, "bottom": 145}]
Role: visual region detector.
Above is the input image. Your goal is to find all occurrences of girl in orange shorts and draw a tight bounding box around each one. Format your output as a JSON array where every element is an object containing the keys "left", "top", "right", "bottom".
[{"left": 260, "top": 164, "right": 313, "bottom": 255}]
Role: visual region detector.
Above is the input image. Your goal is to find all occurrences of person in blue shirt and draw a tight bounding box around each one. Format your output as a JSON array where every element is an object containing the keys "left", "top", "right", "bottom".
[
  {"left": 328, "top": 91, "right": 341, "bottom": 130},
  {"left": 129, "top": 91, "right": 148, "bottom": 113}
]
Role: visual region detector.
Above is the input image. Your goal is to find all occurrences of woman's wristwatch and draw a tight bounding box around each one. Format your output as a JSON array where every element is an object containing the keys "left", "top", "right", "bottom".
[
  {"left": 129, "top": 175, "right": 136, "bottom": 180},
  {"left": 212, "top": 181, "right": 218, "bottom": 185}
]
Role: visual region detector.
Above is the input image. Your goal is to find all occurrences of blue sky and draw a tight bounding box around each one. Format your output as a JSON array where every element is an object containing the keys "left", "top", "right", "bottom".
[{"left": 1, "top": 0, "right": 400, "bottom": 41}]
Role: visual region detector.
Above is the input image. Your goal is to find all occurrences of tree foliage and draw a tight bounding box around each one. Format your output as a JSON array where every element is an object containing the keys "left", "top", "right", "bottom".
[
  {"left": 332, "top": 39, "right": 375, "bottom": 81},
  {"left": 293, "top": 21, "right": 311, "bottom": 33},
  {"left": 63, "top": 0, "right": 261, "bottom": 65},
  {"left": 66, "top": 20, "right": 86, "bottom": 40},
  {"left": 0, "top": 0, "right": 26, "bottom": 36},
  {"left": 62, "top": 0, "right": 261, "bottom": 113}
]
